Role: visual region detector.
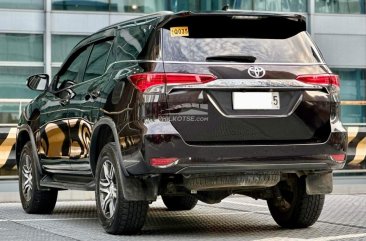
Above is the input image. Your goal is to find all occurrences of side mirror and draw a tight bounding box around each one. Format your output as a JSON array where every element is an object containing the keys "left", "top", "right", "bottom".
[{"left": 27, "top": 74, "right": 49, "bottom": 91}]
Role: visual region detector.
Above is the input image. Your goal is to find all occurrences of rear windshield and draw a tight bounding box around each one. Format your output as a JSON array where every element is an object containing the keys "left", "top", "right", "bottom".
[{"left": 162, "top": 15, "right": 322, "bottom": 63}]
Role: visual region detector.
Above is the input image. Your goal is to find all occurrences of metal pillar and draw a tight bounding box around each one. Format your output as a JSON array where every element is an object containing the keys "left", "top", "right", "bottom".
[
  {"left": 308, "top": 0, "right": 316, "bottom": 36},
  {"left": 44, "top": 0, "right": 52, "bottom": 77}
]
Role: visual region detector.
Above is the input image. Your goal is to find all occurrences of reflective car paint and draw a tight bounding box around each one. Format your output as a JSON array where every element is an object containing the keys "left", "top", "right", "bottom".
[{"left": 18, "top": 12, "right": 347, "bottom": 178}]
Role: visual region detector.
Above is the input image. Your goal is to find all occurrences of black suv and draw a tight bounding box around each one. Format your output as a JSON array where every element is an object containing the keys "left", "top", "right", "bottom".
[{"left": 17, "top": 11, "right": 347, "bottom": 234}]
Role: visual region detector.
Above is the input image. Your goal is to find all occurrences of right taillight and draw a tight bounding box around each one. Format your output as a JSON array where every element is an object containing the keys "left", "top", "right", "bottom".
[
  {"left": 128, "top": 72, "right": 217, "bottom": 92},
  {"left": 296, "top": 74, "right": 340, "bottom": 87}
]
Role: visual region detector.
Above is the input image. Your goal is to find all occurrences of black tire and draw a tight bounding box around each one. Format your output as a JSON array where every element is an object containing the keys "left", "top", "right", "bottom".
[
  {"left": 162, "top": 195, "right": 198, "bottom": 211},
  {"left": 18, "top": 141, "right": 58, "bottom": 214},
  {"left": 267, "top": 176, "right": 325, "bottom": 229},
  {"left": 95, "top": 143, "right": 149, "bottom": 235}
]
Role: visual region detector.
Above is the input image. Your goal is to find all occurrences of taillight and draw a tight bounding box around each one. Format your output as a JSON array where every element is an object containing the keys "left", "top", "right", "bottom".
[
  {"left": 128, "top": 72, "right": 217, "bottom": 92},
  {"left": 296, "top": 74, "right": 340, "bottom": 87}
]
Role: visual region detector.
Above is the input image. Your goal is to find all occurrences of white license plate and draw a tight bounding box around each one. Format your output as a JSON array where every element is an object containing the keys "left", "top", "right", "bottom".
[{"left": 232, "top": 92, "right": 280, "bottom": 110}]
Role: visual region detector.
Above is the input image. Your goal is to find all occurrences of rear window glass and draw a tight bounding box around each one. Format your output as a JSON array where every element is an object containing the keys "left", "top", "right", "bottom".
[{"left": 162, "top": 15, "right": 321, "bottom": 63}]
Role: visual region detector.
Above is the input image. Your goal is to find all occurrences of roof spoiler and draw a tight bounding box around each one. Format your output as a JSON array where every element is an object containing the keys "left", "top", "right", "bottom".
[{"left": 158, "top": 11, "right": 306, "bottom": 30}]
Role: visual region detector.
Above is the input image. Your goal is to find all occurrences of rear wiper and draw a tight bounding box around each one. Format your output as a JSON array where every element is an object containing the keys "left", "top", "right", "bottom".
[{"left": 206, "top": 55, "right": 256, "bottom": 63}]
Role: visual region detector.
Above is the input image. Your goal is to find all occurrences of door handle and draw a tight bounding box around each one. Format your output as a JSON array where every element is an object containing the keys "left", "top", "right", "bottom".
[
  {"left": 59, "top": 98, "right": 70, "bottom": 106},
  {"left": 85, "top": 90, "right": 100, "bottom": 101},
  {"left": 90, "top": 90, "right": 100, "bottom": 98}
]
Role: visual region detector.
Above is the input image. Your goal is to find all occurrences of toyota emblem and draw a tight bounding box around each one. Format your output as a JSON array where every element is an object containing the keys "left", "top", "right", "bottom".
[{"left": 248, "top": 66, "right": 266, "bottom": 78}]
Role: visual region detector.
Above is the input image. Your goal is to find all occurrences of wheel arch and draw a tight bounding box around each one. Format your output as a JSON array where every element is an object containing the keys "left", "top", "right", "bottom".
[
  {"left": 90, "top": 117, "right": 158, "bottom": 202},
  {"left": 90, "top": 117, "right": 127, "bottom": 176},
  {"left": 16, "top": 124, "right": 43, "bottom": 190},
  {"left": 16, "top": 129, "right": 30, "bottom": 168}
]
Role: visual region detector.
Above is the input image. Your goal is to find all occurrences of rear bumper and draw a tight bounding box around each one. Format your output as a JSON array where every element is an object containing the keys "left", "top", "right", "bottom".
[{"left": 125, "top": 129, "right": 347, "bottom": 175}]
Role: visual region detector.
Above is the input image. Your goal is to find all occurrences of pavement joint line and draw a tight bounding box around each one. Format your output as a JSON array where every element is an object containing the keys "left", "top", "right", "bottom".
[
  {"left": 0, "top": 217, "right": 97, "bottom": 222},
  {"left": 254, "top": 233, "right": 366, "bottom": 241},
  {"left": 160, "top": 212, "right": 240, "bottom": 217},
  {"left": 196, "top": 205, "right": 366, "bottom": 231},
  {"left": 318, "top": 220, "right": 366, "bottom": 231},
  {"left": 197, "top": 203, "right": 271, "bottom": 215},
  {"left": 4, "top": 217, "right": 82, "bottom": 241},
  {"left": 158, "top": 211, "right": 269, "bottom": 218},
  {"left": 313, "top": 233, "right": 366, "bottom": 241},
  {"left": 0, "top": 212, "right": 272, "bottom": 223},
  {"left": 222, "top": 200, "right": 268, "bottom": 208},
  {"left": 305, "top": 232, "right": 366, "bottom": 241}
]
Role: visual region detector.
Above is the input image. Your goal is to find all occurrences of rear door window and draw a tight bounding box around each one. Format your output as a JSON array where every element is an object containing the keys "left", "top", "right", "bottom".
[{"left": 83, "top": 40, "right": 113, "bottom": 81}]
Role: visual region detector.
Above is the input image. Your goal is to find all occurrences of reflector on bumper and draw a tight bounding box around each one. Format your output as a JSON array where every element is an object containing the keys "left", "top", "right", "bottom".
[{"left": 150, "top": 157, "right": 179, "bottom": 168}]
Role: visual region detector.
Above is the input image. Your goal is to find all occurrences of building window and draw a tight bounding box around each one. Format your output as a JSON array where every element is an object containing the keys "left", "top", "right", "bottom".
[
  {"left": 0, "top": 33, "right": 43, "bottom": 96},
  {"left": 0, "top": 33, "right": 43, "bottom": 62},
  {"left": 252, "top": 0, "right": 307, "bottom": 12},
  {"left": 52, "top": 0, "right": 165, "bottom": 12},
  {"left": 52, "top": 0, "right": 110, "bottom": 11},
  {"left": 0, "top": 66, "right": 42, "bottom": 99},
  {"left": 51, "top": 0, "right": 307, "bottom": 13},
  {"left": 0, "top": 66, "right": 43, "bottom": 123},
  {"left": 315, "top": 0, "right": 366, "bottom": 14},
  {"left": 0, "top": 33, "right": 43, "bottom": 123},
  {"left": 333, "top": 68, "right": 366, "bottom": 123},
  {"left": 164, "top": 0, "right": 307, "bottom": 12},
  {"left": 110, "top": 0, "right": 164, "bottom": 12},
  {"left": 0, "top": 0, "right": 44, "bottom": 10},
  {"left": 51, "top": 35, "right": 87, "bottom": 63}
]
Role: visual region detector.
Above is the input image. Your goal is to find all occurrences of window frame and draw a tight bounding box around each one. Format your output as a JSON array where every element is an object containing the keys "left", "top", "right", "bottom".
[
  {"left": 50, "top": 45, "right": 92, "bottom": 93},
  {"left": 50, "top": 29, "right": 116, "bottom": 93},
  {"left": 81, "top": 37, "right": 114, "bottom": 82}
]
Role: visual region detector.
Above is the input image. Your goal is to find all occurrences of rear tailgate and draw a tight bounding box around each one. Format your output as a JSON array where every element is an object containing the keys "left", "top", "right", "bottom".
[{"left": 160, "top": 14, "right": 333, "bottom": 144}]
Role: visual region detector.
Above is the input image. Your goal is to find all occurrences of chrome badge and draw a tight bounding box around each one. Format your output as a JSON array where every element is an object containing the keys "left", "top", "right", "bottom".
[{"left": 248, "top": 66, "right": 266, "bottom": 78}]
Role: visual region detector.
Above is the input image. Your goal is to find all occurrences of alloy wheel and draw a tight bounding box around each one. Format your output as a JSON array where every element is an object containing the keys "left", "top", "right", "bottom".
[
  {"left": 21, "top": 155, "right": 33, "bottom": 202},
  {"left": 99, "top": 160, "right": 117, "bottom": 218}
]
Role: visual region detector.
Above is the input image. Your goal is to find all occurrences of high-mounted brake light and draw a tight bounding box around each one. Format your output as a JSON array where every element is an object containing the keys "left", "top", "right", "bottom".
[
  {"left": 128, "top": 72, "right": 217, "bottom": 92},
  {"left": 296, "top": 74, "right": 340, "bottom": 87}
]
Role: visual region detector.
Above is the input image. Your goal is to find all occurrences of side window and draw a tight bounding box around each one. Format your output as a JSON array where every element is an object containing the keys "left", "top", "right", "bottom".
[
  {"left": 83, "top": 40, "right": 113, "bottom": 81},
  {"left": 56, "top": 47, "right": 90, "bottom": 90},
  {"left": 115, "top": 23, "right": 155, "bottom": 61}
]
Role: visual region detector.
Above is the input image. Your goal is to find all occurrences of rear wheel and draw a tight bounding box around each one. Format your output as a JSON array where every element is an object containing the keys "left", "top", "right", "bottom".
[
  {"left": 267, "top": 176, "right": 324, "bottom": 229},
  {"left": 162, "top": 195, "right": 198, "bottom": 211},
  {"left": 19, "top": 141, "right": 58, "bottom": 214},
  {"left": 95, "top": 143, "right": 149, "bottom": 235}
]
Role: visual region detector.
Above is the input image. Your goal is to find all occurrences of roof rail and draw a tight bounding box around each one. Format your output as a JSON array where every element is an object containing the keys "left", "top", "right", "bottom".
[{"left": 98, "top": 11, "right": 174, "bottom": 32}]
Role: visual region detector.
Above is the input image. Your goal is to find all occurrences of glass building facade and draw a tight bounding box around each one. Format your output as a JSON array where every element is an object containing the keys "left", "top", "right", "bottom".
[
  {"left": 48, "top": 0, "right": 366, "bottom": 14},
  {"left": 0, "top": 0, "right": 365, "bottom": 125},
  {"left": 0, "top": 0, "right": 362, "bottom": 14}
]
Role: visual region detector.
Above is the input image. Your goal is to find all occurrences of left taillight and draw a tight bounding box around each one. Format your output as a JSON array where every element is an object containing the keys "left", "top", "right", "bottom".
[
  {"left": 128, "top": 72, "right": 217, "bottom": 92},
  {"left": 296, "top": 74, "right": 340, "bottom": 88}
]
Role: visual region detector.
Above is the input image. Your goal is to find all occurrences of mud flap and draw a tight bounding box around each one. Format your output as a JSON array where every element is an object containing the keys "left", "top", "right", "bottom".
[
  {"left": 120, "top": 174, "right": 159, "bottom": 202},
  {"left": 306, "top": 172, "right": 333, "bottom": 195}
]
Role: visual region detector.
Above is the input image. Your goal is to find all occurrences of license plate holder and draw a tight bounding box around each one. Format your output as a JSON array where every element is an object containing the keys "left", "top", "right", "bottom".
[{"left": 232, "top": 92, "right": 280, "bottom": 110}]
